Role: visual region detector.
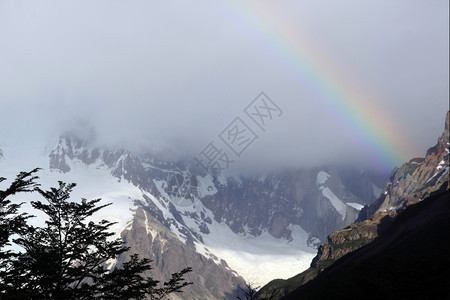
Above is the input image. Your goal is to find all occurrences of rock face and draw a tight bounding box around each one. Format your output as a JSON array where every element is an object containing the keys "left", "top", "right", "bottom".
[
  {"left": 258, "top": 111, "right": 450, "bottom": 300},
  {"left": 118, "top": 207, "right": 244, "bottom": 300},
  {"left": 47, "top": 133, "right": 383, "bottom": 247},
  {"left": 359, "top": 110, "right": 449, "bottom": 218},
  {"left": 309, "top": 209, "right": 397, "bottom": 273},
  {"left": 199, "top": 168, "right": 381, "bottom": 244}
]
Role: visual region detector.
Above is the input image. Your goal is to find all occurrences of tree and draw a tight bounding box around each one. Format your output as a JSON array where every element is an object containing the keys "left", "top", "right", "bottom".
[
  {"left": 236, "top": 281, "right": 281, "bottom": 300},
  {"left": 0, "top": 169, "right": 40, "bottom": 293},
  {"left": 0, "top": 169, "right": 39, "bottom": 248},
  {"left": 236, "top": 282, "right": 259, "bottom": 300},
  {"left": 0, "top": 172, "right": 192, "bottom": 299}
]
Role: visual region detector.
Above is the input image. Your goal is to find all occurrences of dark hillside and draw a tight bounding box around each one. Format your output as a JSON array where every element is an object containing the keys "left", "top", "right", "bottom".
[{"left": 282, "top": 187, "right": 450, "bottom": 300}]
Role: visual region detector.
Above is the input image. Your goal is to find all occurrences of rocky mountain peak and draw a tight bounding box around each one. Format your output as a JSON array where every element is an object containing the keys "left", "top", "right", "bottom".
[
  {"left": 110, "top": 151, "right": 148, "bottom": 186},
  {"left": 49, "top": 134, "right": 148, "bottom": 186},
  {"left": 358, "top": 110, "right": 449, "bottom": 219}
]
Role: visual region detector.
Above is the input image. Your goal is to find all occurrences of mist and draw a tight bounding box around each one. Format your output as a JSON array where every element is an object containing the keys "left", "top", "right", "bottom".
[{"left": 1, "top": 0, "right": 448, "bottom": 173}]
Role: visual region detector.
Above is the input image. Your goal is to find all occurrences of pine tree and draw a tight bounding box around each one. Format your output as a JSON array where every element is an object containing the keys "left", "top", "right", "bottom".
[{"left": 0, "top": 172, "right": 192, "bottom": 299}]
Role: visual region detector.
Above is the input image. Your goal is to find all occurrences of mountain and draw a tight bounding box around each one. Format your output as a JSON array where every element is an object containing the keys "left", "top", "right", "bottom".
[
  {"left": 358, "top": 110, "right": 450, "bottom": 219},
  {"left": 281, "top": 186, "right": 450, "bottom": 300},
  {"left": 1, "top": 130, "right": 385, "bottom": 298},
  {"left": 258, "top": 111, "right": 450, "bottom": 299}
]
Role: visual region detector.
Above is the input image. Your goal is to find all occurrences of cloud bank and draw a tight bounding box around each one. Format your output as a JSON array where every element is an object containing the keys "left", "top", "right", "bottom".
[{"left": 1, "top": 0, "right": 448, "bottom": 172}]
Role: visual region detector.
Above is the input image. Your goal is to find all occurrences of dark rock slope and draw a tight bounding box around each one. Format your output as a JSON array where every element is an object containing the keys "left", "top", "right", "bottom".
[
  {"left": 282, "top": 187, "right": 450, "bottom": 300},
  {"left": 257, "top": 111, "right": 450, "bottom": 299}
]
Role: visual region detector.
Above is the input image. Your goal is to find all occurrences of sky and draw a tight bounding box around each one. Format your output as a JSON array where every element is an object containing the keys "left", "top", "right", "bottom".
[{"left": 0, "top": 0, "right": 448, "bottom": 173}]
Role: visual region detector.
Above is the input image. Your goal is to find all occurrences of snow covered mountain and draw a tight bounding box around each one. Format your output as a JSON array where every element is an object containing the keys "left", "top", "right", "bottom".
[{"left": 0, "top": 131, "right": 385, "bottom": 299}]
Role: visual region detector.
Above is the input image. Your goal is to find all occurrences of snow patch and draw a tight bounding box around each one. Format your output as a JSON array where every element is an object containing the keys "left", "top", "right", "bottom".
[
  {"left": 426, "top": 164, "right": 448, "bottom": 184},
  {"left": 308, "top": 236, "right": 321, "bottom": 248},
  {"left": 316, "top": 171, "right": 330, "bottom": 185},
  {"left": 1, "top": 157, "right": 140, "bottom": 242},
  {"left": 199, "top": 220, "right": 316, "bottom": 287},
  {"left": 196, "top": 175, "right": 218, "bottom": 197},
  {"left": 436, "top": 159, "right": 446, "bottom": 169},
  {"left": 173, "top": 199, "right": 317, "bottom": 286},
  {"left": 322, "top": 187, "right": 346, "bottom": 220},
  {"left": 436, "top": 166, "right": 449, "bottom": 183},
  {"left": 346, "top": 202, "right": 364, "bottom": 211},
  {"left": 389, "top": 205, "right": 399, "bottom": 211}
]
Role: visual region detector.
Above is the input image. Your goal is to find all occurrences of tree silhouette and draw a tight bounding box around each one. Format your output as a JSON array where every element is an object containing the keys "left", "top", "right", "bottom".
[
  {"left": 236, "top": 282, "right": 259, "bottom": 300},
  {"left": 236, "top": 281, "right": 282, "bottom": 300},
  {"left": 0, "top": 168, "right": 40, "bottom": 293},
  {"left": 0, "top": 170, "right": 192, "bottom": 299}
]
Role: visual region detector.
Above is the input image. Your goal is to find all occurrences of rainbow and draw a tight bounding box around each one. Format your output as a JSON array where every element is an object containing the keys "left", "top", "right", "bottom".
[{"left": 224, "top": 1, "right": 413, "bottom": 170}]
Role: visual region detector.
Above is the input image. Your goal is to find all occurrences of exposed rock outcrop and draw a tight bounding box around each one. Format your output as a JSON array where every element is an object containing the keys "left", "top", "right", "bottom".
[
  {"left": 359, "top": 110, "right": 449, "bottom": 219},
  {"left": 118, "top": 207, "right": 245, "bottom": 300},
  {"left": 311, "top": 210, "right": 394, "bottom": 270},
  {"left": 200, "top": 168, "right": 381, "bottom": 243},
  {"left": 258, "top": 111, "right": 450, "bottom": 300}
]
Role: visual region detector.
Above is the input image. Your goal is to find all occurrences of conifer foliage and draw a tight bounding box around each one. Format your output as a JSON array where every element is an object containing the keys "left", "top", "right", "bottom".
[
  {"left": 0, "top": 169, "right": 192, "bottom": 299},
  {"left": 0, "top": 168, "right": 40, "bottom": 294}
]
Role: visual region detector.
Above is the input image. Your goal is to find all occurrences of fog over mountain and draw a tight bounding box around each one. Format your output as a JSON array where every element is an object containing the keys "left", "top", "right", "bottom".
[
  {"left": 1, "top": 0, "right": 448, "bottom": 173},
  {"left": 1, "top": 3, "right": 449, "bottom": 297}
]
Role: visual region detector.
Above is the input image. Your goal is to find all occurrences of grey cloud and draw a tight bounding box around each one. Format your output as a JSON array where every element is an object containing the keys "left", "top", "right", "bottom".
[{"left": 0, "top": 0, "right": 448, "bottom": 173}]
